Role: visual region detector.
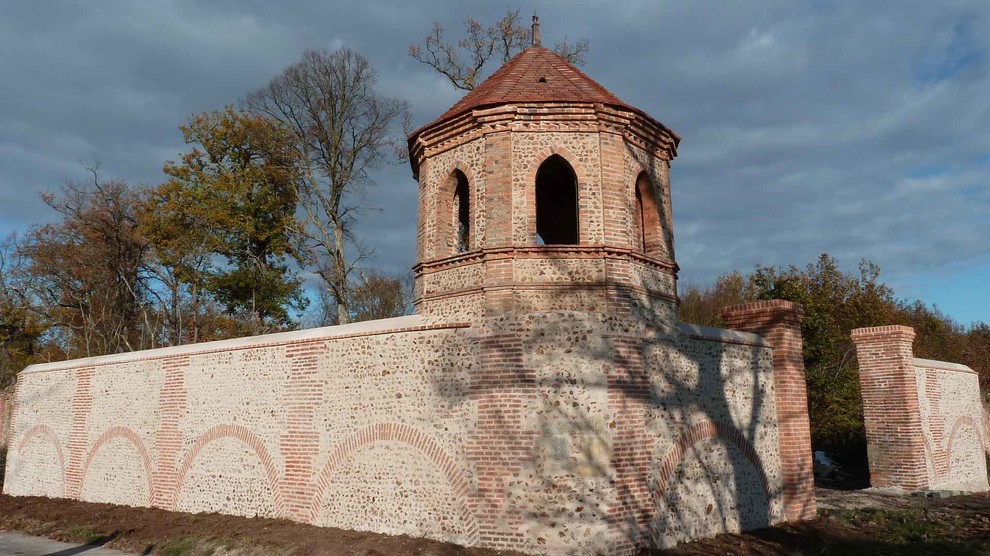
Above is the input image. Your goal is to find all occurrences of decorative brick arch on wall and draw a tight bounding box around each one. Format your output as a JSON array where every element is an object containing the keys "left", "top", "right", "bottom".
[
  {"left": 434, "top": 161, "right": 475, "bottom": 257},
  {"left": 174, "top": 423, "right": 284, "bottom": 516},
  {"left": 633, "top": 170, "right": 664, "bottom": 258},
  {"left": 922, "top": 415, "right": 986, "bottom": 479},
  {"left": 653, "top": 419, "right": 772, "bottom": 502},
  {"left": 16, "top": 424, "right": 66, "bottom": 495},
  {"left": 307, "top": 422, "right": 479, "bottom": 543},
  {"left": 525, "top": 147, "right": 588, "bottom": 244},
  {"left": 80, "top": 426, "right": 153, "bottom": 502}
]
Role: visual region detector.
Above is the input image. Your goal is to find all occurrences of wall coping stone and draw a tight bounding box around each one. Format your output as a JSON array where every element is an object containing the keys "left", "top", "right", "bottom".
[
  {"left": 677, "top": 322, "right": 768, "bottom": 347},
  {"left": 21, "top": 315, "right": 471, "bottom": 375},
  {"left": 913, "top": 358, "right": 975, "bottom": 374}
]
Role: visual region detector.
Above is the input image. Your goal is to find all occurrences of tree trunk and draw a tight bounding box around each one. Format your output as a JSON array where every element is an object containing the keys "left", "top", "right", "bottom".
[{"left": 333, "top": 220, "right": 350, "bottom": 325}]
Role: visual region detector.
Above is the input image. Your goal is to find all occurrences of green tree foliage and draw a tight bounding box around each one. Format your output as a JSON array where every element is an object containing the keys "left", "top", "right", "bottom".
[
  {"left": 0, "top": 235, "right": 46, "bottom": 386},
  {"left": 680, "top": 253, "right": 989, "bottom": 462},
  {"left": 147, "top": 107, "right": 306, "bottom": 335}
]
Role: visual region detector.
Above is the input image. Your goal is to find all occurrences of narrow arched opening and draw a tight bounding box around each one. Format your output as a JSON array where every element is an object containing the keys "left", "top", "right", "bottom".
[
  {"left": 453, "top": 171, "right": 470, "bottom": 252},
  {"left": 635, "top": 171, "right": 663, "bottom": 256},
  {"left": 535, "top": 155, "right": 579, "bottom": 245},
  {"left": 635, "top": 185, "right": 646, "bottom": 252},
  {"left": 438, "top": 169, "right": 470, "bottom": 255}
]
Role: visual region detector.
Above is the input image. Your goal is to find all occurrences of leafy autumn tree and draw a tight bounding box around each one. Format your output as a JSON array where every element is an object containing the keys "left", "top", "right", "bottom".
[
  {"left": 312, "top": 271, "right": 412, "bottom": 326},
  {"left": 0, "top": 235, "right": 46, "bottom": 386},
  {"left": 962, "top": 323, "right": 990, "bottom": 391},
  {"left": 680, "top": 255, "right": 898, "bottom": 461},
  {"left": 410, "top": 9, "right": 590, "bottom": 90},
  {"left": 677, "top": 271, "right": 751, "bottom": 327},
  {"left": 245, "top": 49, "right": 409, "bottom": 325},
  {"left": 147, "top": 107, "right": 305, "bottom": 337},
  {"left": 350, "top": 272, "right": 410, "bottom": 322},
  {"left": 20, "top": 170, "right": 155, "bottom": 357},
  {"left": 680, "top": 253, "right": 990, "bottom": 467}
]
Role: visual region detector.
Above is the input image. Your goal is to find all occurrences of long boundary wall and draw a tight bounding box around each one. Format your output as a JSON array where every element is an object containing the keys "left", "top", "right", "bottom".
[
  {"left": 5, "top": 306, "right": 812, "bottom": 554},
  {"left": 851, "top": 325, "right": 989, "bottom": 492}
]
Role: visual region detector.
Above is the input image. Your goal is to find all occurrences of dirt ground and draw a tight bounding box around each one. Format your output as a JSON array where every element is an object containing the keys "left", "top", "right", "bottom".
[
  {"left": 0, "top": 495, "right": 524, "bottom": 555},
  {"left": 659, "top": 488, "right": 990, "bottom": 555},
  {"left": 1, "top": 488, "right": 989, "bottom": 555}
]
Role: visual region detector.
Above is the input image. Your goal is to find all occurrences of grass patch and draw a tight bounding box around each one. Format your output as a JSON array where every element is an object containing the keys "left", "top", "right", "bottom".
[
  {"left": 65, "top": 525, "right": 108, "bottom": 544},
  {"left": 158, "top": 536, "right": 201, "bottom": 556},
  {"left": 822, "top": 507, "right": 990, "bottom": 555}
]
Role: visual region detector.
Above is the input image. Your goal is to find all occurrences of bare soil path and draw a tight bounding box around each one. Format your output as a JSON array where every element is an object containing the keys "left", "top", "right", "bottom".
[
  {"left": 1, "top": 488, "right": 989, "bottom": 555},
  {"left": 0, "top": 531, "right": 137, "bottom": 556}
]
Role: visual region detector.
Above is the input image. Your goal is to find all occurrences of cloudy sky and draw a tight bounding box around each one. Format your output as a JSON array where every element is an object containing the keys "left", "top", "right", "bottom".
[{"left": 1, "top": 1, "right": 988, "bottom": 324}]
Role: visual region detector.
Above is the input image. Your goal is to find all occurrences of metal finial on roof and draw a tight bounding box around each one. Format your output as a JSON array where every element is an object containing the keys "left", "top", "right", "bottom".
[{"left": 532, "top": 14, "right": 541, "bottom": 46}]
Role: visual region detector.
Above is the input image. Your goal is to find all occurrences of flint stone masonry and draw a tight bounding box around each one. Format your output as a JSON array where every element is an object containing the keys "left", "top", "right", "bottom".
[
  {"left": 851, "top": 326, "right": 989, "bottom": 493},
  {"left": 4, "top": 313, "right": 790, "bottom": 554},
  {"left": 5, "top": 42, "right": 817, "bottom": 555}
]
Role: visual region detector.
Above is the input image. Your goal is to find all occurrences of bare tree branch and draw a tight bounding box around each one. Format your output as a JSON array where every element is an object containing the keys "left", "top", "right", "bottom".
[
  {"left": 244, "top": 48, "right": 408, "bottom": 324},
  {"left": 410, "top": 9, "right": 591, "bottom": 91}
]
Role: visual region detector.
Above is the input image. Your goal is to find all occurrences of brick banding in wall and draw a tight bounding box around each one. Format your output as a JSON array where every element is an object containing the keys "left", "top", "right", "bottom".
[
  {"left": 175, "top": 423, "right": 284, "bottom": 514},
  {"left": 280, "top": 340, "right": 328, "bottom": 521},
  {"left": 152, "top": 355, "right": 189, "bottom": 509},
  {"left": 653, "top": 419, "right": 772, "bottom": 501},
  {"left": 65, "top": 367, "right": 95, "bottom": 498},
  {"left": 15, "top": 423, "right": 66, "bottom": 495},
  {"left": 80, "top": 426, "right": 154, "bottom": 503},
  {"left": 922, "top": 415, "right": 987, "bottom": 480},
  {"left": 307, "top": 422, "right": 479, "bottom": 543}
]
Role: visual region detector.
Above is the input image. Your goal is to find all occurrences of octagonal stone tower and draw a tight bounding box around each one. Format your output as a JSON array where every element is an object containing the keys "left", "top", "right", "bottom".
[
  {"left": 402, "top": 23, "right": 803, "bottom": 555},
  {"left": 408, "top": 35, "right": 680, "bottom": 324}
]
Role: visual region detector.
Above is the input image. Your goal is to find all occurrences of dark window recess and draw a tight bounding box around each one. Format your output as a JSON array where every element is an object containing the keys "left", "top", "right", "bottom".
[
  {"left": 535, "top": 155, "right": 579, "bottom": 245},
  {"left": 635, "top": 184, "right": 646, "bottom": 252},
  {"left": 454, "top": 171, "right": 470, "bottom": 252}
]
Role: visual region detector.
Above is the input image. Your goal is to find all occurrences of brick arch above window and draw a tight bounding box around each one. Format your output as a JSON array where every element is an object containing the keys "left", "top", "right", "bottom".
[
  {"left": 635, "top": 170, "right": 665, "bottom": 258},
  {"left": 436, "top": 164, "right": 472, "bottom": 256}
]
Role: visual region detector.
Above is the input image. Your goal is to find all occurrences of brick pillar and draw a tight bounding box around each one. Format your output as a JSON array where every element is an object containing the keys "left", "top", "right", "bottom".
[
  {"left": 468, "top": 321, "right": 537, "bottom": 548},
  {"left": 64, "top": 367, "right": 95, "bottom": 498},
  {"left": 850, "top": 325, "right": 928, "bottom": 491},
  {"left": 722, "top": 300, "right": 816, "bottom": 521},
  {"left": 283, "top": 341, "right": 327, "bottom": 522},
  {"left": 151, "top": 356, "right": 189, "bottom": 509}
]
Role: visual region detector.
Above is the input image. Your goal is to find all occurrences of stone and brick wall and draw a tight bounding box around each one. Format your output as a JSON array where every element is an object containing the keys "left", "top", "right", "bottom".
[
  {"left": 851, "top": 325, "right": 989, "bottom": 492},
  {"left": 5, "top": 309, "right": 796, "bottom": 554}
]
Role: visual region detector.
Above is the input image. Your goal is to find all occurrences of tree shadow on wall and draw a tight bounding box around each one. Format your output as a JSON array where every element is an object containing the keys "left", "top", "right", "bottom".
[{"left": 425, "top": 274, "right": 782, "bottom": 553}]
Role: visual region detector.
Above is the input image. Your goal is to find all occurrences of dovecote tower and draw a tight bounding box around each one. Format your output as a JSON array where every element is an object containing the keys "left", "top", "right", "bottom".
[{"left": 408, "top": 19, "right": 680, "bottom": 324}]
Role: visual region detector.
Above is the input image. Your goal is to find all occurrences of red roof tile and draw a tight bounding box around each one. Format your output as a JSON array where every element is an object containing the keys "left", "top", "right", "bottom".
[
  {"left": 440, "top": 45, "right": 630, "bottom": 119},
  {"left": 412, "top": 45, "right": 644, "bottom": 137}
]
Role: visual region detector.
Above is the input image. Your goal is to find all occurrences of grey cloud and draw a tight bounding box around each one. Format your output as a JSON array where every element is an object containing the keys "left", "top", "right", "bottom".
[{"left": 1, "top": 0, "right": 988, "bottom": 314}]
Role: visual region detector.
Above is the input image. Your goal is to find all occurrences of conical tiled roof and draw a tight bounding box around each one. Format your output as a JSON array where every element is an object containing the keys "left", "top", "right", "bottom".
[
  {"left": 411, "top": 45, "right": 673, "bottom": 140},
  {"left": 436, "top": 45, "right": 630, "bottom": 121}
]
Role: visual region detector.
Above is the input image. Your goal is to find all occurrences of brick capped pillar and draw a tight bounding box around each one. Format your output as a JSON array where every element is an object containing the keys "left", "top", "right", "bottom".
[
  {"left": 850, "top": 325, "right": 928, "bottom": 491},
  {"left": 722, "top": 300, "right": 816, "bottom": 521}
]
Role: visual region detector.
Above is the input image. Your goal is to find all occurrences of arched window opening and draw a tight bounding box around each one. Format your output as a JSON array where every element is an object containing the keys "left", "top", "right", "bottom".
[
  {"left": 635, "top": 185, "right": 646, "bottom": 252},
  {"left": 535, "top": 155, "right": 579, "bottom": 245},
  {"left": 453, "top": 171, "right": 470, "bottom": 252},
  {"left": 635, "top": 171, "right": 663, "bottom": 256}
]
